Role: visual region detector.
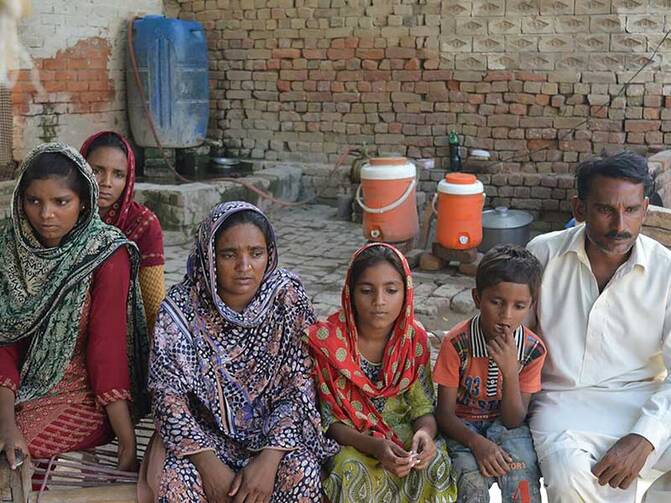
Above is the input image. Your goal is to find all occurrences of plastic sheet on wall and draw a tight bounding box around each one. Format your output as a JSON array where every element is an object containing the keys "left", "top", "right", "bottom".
[
  {"left": 0, "top": 84, "right": 12, "bottom": 179},
  {"left": 0, "top": 0, "right": 31, "bottom": 85},
  {"left": 0, "top": 0, "right": 32, "bottom": 179}
]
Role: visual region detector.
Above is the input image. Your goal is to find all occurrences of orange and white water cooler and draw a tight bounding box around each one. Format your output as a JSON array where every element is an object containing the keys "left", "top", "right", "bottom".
[
  {"left": 356, "top": 157, "right": 419, "bottom": 243},
  {"left": 434, "top": 173, "right": 485, "bottom": 250}
]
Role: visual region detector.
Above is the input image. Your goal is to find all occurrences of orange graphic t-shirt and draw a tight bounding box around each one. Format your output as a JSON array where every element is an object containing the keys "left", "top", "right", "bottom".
[{"left": 433, "top": 316, "right": 546, "bottom": 422}]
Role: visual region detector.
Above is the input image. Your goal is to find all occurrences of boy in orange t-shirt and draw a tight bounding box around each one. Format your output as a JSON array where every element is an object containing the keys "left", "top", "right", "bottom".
[{"left": 434, "top": 244, "right": 546, "bottom": 503}]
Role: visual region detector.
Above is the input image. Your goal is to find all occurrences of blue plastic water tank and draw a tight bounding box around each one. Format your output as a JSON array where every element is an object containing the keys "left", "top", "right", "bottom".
[{"left": 127, "top": 16, "right": 209, "bottom": 148}]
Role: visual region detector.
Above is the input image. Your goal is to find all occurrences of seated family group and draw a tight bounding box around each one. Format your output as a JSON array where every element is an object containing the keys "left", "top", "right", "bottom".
[{"left": 0, "top": 138, "right": 670, "bottom": 503}]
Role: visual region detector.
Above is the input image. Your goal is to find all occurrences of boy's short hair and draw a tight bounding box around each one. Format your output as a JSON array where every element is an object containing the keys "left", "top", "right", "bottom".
[{"left": 475, "top": 244, "right": 543, "bottom": 301}]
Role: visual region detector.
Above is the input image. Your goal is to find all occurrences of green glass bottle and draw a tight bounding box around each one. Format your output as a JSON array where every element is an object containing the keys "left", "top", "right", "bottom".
[{"left": 448, "top": 130, "right": 462, "bottom": 172}]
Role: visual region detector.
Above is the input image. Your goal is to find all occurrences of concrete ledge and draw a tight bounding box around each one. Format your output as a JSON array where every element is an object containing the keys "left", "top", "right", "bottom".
[
  {"left": 642, "top": 205, "right": 671, "bottom": 247},
  {"left": 649, "top": 151, "right": 671, "bottom": 208},
  {"left": 135, "top": 165, "right": 303, "bottom": 245}
]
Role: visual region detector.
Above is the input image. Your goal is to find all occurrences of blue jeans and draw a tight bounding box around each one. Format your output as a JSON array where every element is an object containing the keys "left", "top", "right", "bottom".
[{"left": 444, "top": 420, "right": 541, "bottom": 503}]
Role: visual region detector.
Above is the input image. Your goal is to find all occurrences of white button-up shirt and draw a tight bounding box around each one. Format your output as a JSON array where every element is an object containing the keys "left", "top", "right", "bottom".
[{"left": 528, "top": 224, "right": 671, "bottom": 455}]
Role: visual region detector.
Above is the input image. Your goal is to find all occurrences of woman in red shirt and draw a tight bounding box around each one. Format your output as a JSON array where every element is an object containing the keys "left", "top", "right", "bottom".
[{"left": 0, "top": 143, "right": 149, "bottom": 471}]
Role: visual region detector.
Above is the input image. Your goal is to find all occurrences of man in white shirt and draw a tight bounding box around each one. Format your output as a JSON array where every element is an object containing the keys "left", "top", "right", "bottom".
[{"left": 527, "top": 151, "right": 671, "bottom": 502}]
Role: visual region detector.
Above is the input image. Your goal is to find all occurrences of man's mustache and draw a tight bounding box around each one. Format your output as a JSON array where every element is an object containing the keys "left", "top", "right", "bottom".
[{"left": 605, "top": 231, "right": 632, "bottom": 239}]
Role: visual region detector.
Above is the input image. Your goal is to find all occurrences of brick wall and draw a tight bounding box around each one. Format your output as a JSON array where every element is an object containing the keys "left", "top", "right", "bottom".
[
  {"left": 177, "top": 0, "right": 671, "bottom": 224},
  {"left": 9, "top": 0, "right": 164, "bottom": 161}
]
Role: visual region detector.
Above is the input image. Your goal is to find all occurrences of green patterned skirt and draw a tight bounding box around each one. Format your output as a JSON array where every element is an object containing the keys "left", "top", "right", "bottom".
[{"left": 323, "top": 438, "right": 457, "bottom": 503}]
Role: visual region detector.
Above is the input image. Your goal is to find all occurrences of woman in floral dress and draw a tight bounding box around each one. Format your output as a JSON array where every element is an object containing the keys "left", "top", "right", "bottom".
[{"left": 144, "top": 201, "right": 337, "bottom": 502}]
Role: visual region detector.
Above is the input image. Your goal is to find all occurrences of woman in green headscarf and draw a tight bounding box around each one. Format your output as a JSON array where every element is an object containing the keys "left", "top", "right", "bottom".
[{"left": 0, "top": 143, "right": 148, "bottom": 471}]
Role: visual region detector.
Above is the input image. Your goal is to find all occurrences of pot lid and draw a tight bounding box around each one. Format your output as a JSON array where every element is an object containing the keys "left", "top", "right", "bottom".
[
  {"left": 361, "top": 159, "right": 415, "bottom": 180},
  {"left": 437, "top": 173, "right": 484, "bottom": 195},
  {"left": 482, "top": 206, "right": 534, "bottom": 229},
  {"left": 211, "top": 157, "right": 240, "bottom": 166}
]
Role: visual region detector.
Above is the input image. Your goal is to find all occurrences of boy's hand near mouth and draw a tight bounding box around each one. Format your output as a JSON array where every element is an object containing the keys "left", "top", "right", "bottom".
[{"left": 487, "top": 330, "right": 520, "bottom": 378}]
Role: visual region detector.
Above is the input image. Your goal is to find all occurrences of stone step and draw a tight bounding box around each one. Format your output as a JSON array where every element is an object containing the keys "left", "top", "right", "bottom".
[
  {"left": 135, "top": 165, "right": 303, "bottom": 245},
  {"left": 644, "top": 205, "right": 671, "bottom": 230}
]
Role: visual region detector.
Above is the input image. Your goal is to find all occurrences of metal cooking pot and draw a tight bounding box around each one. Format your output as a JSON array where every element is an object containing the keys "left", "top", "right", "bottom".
[
  {"left": 480, "top": 206, "right": 534, "bottom": 252},
  {"left": 209, "top": 156, "right": 240, "bottom": 173}
]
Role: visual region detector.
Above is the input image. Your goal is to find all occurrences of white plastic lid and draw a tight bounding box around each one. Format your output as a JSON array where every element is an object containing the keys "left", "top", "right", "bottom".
[
  {"left": 437, "top": 173, "right": 484, "bottom": 195},
  {"left": 360, "top": 158, "right": 416, "bottom": 180},
  {"left": 470, "top": 149, "right": 491, "bottom": 159}
]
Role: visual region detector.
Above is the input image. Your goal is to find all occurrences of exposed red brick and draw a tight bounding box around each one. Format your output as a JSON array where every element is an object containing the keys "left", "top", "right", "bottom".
[
  {"left": 590, "top": 106, "right": 608, "bottom": 118},
  {"left": 11, "top": 36, "right": 114, "bottom": 146},
  {"left": 404, "top": 58, "right": 420, "bottom": 70},
  {"left": 528, "top": 139, "right": 555, "bottom": 151},
  {"left": 389, "top": 122, "right": 403, "bottom": 134},
  {"left": 67, "top": 81, "right": 89, "bottom": 92},
  {"left": 306, "top": 92, "right": 333, "bottom": 102},
  {"left": 344, "top": 37, "right": 359, "bottom": 49},
  {"left": 514, "top": 71, "right": 548, "bottom": 82},
  {"left": 535, "top": 94, "right": 550, "bottom": 106},
  {"left": 327, "top": 48, "right": 355, "bottom": 60},
  {"left": 559, "top": 140, "right": 592, "bottom": 152},
  {"left": 309, "top": 70, "right": 336, "bottom": 81},
  {"left": 363, "top": 70, "right": 392, "bottom": 81},
  {"left": 302, "top": 49, "right": 325, "bottom": 59},
  {"left": 361, "top": 92, "right": 390, "bottom": 103},
  {"left": 627, "top": 132, "right": 645, "bottom": 144},
  {"left": 625, "top": 120, "right": 661, "bottom": 132},
  {"left": 393, "top": 70, "right": 421, "bottom": 81},
  {"left": 386, "top": 47, "right": 416, "bottom": 59},
  {"left": 442, "top": 83, "right": 458, "bottom": 95},
  {"left": 272, "top": 48, "right": 301, "bottom": 59},
  {"left": 423, "top": 70, "right": 453, "bottom": 81},
  {"left": 356, "top": 48, "right": 385, "bottom": 60},
  {"left": 357, "top": 81, "right": 372, "bottom": 92},
  {"left": 333, "top": 92, "right": 360, "bottom": 103},
  {"left": 337, "top": 70, "right": 363, "bottom": 81},
  {"left": 509, "top": 103, "right": 527, "bottom": 115},
  {"left": 485, "top": 71, "right": 514, "bottom": 81},
  {"left": 279, "top": 70, "right": 308, "bottom": 80},
  {"left": 646, "top": 131, "right": 663, "bottom": 144},
  {"left": 644, "top": 108, "right": 660, "bottom": 120}
]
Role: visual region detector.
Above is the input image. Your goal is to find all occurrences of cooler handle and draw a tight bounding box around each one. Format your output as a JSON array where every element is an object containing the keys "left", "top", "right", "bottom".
[{"left": 355, "top": 179, "right": 416, "bottom": 215}]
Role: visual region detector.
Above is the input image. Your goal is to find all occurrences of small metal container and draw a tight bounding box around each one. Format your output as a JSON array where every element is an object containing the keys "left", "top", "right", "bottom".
[
  {"left": 480, "top": 206, "right": 534, "bottom": 252},
  {"left": 209, "top": 156, "right": 240, "bottom": 173}
]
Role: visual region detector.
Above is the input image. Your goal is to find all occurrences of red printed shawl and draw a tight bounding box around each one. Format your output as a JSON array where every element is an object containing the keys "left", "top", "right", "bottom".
[{"left": 80, "top": 131, "right": 164, "bottom": 267}]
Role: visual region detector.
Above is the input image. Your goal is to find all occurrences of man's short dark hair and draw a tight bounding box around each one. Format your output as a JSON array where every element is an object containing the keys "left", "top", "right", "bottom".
[
  {"left": 476, "top": 244, "right": 543, "bottom": 301},
  {"left": 576, "top": 151, "right": 652, "bottom": 201}
]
